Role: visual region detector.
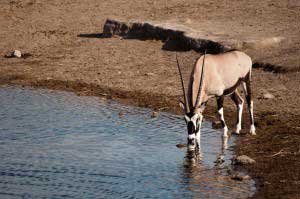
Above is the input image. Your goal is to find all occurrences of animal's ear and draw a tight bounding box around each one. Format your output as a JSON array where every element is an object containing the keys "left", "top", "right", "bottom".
[{"left": 178, "top": 101, "right": 186, "bottom": 112}]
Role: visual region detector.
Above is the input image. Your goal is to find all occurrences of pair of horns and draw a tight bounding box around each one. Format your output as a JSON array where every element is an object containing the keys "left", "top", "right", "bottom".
[{"left": 176, "top": 50, "right": 207, "bottom": 113}]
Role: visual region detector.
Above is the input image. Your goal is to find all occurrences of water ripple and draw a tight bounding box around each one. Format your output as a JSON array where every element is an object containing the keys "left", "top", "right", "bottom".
[{"left": 0, "top": 86, "right": 255, "bottom": 199}]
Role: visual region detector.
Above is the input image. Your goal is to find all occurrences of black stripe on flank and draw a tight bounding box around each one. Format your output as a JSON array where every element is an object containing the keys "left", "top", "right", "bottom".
[{"left": 223, "top": 72, "right": 250, "bottom": 96}]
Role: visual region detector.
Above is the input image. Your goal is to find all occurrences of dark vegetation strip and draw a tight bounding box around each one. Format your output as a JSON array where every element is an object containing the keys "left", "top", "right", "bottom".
[
  {"left": 101, "top": 18, "right": 229, "bottom": 54},
  {"left": 100, "top": 18, "right": 300, "bottom": 74}
]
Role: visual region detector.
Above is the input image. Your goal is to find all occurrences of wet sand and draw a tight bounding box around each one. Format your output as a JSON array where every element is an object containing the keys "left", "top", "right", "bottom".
[{"left": 1, "top": 0, "right": 300, "bottom": 198}]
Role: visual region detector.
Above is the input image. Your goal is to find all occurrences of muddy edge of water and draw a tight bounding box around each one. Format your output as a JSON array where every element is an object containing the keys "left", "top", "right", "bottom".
[{"left": 1, "top": 77, "right": 300, "bottom": 198}]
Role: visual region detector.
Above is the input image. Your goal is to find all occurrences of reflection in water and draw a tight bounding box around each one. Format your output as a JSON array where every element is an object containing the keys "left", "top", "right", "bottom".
[
  {"left": 183, "top": 135, "right": 253, "bottom": 198},
  {"left": 0, "top": 86, "right": 255, "bottom": 199},
  {"left": 185, "top": 134, "right": 228, "bottom": 167}
]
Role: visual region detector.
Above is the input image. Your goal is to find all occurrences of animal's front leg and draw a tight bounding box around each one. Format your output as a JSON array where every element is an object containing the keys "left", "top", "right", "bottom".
[
  {"left": 217, "top": 97, "right": 228, "bottom": 137},
  {"left": 195, "top": 114, "right": 203, "bottom": 149}
]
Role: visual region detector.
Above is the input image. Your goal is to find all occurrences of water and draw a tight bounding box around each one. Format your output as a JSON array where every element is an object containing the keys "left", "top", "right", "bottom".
[{"left": 0, "top": 86, "right": 255, "bottom": 199}]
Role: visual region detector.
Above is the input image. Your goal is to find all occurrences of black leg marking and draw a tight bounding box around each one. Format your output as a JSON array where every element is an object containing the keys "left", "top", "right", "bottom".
[
  {"left": 217, "top": 96, "right": 229, "bottom": 137},
  {"left": 217, "top": 97, "right": 225, "bottom": 128},
  {"left": 243, "top": 74, "right": 254, "bottom": 126}
]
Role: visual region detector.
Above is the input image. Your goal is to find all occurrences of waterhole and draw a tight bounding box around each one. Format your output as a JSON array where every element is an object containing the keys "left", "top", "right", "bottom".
[{"left": 0, "top": 86, "right": 255, "bottom": 198}]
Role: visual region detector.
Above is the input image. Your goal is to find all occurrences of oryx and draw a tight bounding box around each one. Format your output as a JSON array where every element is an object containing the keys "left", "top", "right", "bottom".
[{"left": 176, "top": 50, "right": 256, "bottom": 146}]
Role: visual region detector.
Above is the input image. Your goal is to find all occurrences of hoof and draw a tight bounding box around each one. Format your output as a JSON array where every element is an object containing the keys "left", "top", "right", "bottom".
[
  {"left": 233, "top": 129, "right": 241, "bottom": 135},
  {"left": 249, "top": 125, "right": 256, "bottom": 135},
  {"left": 250, "top": 131, "right": 256, "bottom": 136}
]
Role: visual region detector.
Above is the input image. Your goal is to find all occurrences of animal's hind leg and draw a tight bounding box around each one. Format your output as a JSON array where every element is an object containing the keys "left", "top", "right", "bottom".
[
  {"left": 217, "top": 96, "right": 228, "bottom": 137},
  {"left": 242, "top": 76, "right": 256, "bottom": 135},
  {"left": 230, "top": 90, "right": 244, "bottom": 134}
]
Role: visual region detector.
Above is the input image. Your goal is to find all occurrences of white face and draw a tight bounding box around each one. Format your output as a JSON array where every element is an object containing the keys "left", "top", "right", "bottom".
[
  {"left": 184, "top": 113, "right": 203, "bottom": 145},
  {"left": 184, "top": 114, "right": 200, "bottom": 128}
]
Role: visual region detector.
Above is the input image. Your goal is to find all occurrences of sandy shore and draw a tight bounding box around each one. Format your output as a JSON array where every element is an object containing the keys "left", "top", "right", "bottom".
[{"left": 1, "top": 0, "right": 300, "bottom": 198}]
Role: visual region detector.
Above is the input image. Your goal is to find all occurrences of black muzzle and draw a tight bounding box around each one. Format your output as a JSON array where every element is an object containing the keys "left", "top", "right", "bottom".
[{"left": 187, "top": 137, "right": 195, "bottom": 145}]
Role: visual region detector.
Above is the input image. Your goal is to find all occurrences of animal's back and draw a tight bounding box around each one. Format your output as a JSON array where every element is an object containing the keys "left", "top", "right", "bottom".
[{"left": 189, "top": 51, "right": 252, "bottom": 104}]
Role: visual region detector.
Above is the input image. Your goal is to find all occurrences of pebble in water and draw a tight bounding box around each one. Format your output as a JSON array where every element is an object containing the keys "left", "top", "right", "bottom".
[{"left": 232, "top": 155, "right": 256, "bottom": 165}]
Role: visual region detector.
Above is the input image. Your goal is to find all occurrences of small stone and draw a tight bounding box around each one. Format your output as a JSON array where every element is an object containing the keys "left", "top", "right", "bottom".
[
  {"left": 264, "top": 181, "right": 271, "bottom": 185},
  {"left": 176, "top": 143, "right": 187, "bottom": 148},
  {"left": 118, "top": 111, "right": 125, "bottom": 117},
  {"left": 99, "top": 96, "right": 107, "bottom": 101},
  {"left": 212, "top": 120, "right": 222, "bottom": 129},
  {"left": 280, "top": 179, "right": 287, "bottom": 183},
  {"left": 13, "top": 50, "right": 22, "bottom": 58},
  {"left": 145, "top": 72, "right": 155, "bottom": 76},
  {"left": 231, "top": 173, "right": 251, "bottom": 181},
  {"left": 232, "top": 155, "right": 256, "bottom": 165},
  {"left": 214, "top": 155, "right": 225, "bottom": 164},
  {"left": 262, "top": 93, "right": 275, "bottom": 99},
  {"left": 151, "top": 111, "right": 159, "bottom": 118}
]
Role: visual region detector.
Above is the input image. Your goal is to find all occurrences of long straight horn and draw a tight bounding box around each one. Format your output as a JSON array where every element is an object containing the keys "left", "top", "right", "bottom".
[
  {"left": 195, "top": 50, "right": 207, "bottom": 108},
  {"left": 176, "top": 53, "right": 190, "bottom": 113}
]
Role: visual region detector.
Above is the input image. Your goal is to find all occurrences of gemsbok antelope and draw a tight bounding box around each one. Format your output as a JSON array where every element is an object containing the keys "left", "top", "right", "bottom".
[{"left": 176, "top": 50, "right": 256, "bottom": 147}]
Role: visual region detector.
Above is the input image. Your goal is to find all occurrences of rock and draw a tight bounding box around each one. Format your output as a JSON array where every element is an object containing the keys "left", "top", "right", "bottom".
[
  {"left": 99, "top": 96, "right": 107, "bottom": 101},
  {"left": 262, "top": 92, "right": 275, "bottom": 99},
  {"left": 212, "top": 120, "right": 222, "bottom": 129},
  {"left": 4, "top": 50, "right": 32, "bottom": 59},
  {"left": 214, "top": 155, "right": 225, "bottom": 164},
  {"left": 232, "top": 155, "right": 256, "bottom": 165},
  {"left": 118, "top": 111, "right": 126, "bottom": 117},
  {"left": 231, "top": 173, "right": 251, "bottom": 181},
  {"left": 264, "top": 181, "right": 271, "bottom": 185},
  {"left": 13, "top": 50, "right": 22, "bottom": 58},
  {"left": 151, "top": 111, "right": 159, "bottom": 118},
  {"left": 176, "top": 143, "right": 187, "bottom": 148}
]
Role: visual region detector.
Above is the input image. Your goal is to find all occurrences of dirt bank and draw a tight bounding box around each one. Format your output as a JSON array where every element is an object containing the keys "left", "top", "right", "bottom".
[{"left": 1, "top": 0, "right": 300, "bottom": 198}]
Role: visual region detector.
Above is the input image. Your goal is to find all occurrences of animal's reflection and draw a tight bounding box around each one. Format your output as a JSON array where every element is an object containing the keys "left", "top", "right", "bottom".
[
  {"left": 184, "top": 135, "right": 229, "bottom": 168},
  {"left": 215, "top": 135, "right": 229, "bottom": 167},
  {"left": 182, "top": 135, "right": 230, "bottom": 197},
  {"left": 185, "top": 135, "right": 202, "bottom": 167}
]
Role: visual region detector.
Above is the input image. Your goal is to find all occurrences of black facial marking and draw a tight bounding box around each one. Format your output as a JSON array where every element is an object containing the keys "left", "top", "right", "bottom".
[
  {"left": 186, "top": 112, "right": 194, "bottom": 118},
  {"left": 187, "top": 122, "right": 195, "bottom": 135}
]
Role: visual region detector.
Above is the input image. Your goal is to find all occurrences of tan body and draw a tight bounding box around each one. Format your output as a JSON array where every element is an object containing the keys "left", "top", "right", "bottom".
[{"left": 188, "top": 51, "right": 252, "bottom": 111}]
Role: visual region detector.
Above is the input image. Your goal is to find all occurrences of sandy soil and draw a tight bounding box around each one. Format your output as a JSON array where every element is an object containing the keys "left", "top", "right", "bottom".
[{"left": 1, "top": 0, "right": 300, "bottom": 198}]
